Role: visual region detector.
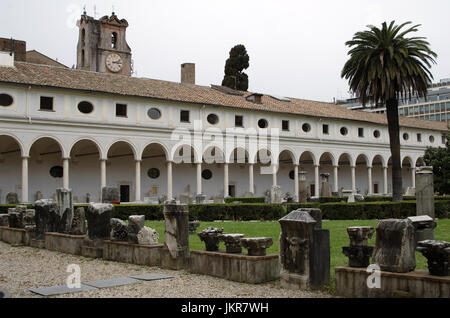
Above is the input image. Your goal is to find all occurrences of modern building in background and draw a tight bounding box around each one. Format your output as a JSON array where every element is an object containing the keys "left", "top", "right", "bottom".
[{"left": 342, "top": 78, "right": 450, "bottom": 125}]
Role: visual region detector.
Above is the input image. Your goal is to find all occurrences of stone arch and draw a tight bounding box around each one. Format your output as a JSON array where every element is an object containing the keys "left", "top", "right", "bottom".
[
  {"left": 202, "top": 145, "right": 225, "bottom": 164},
  {"left": 401, "top": 155, "right": 414, "bottom": 168},
  {"left": 106, "top": 139, "right": 138, "bottom": 161},
  {"left": 228, "top": 147, "right": 249, "bottom": 164},
  {"left": 278, "top": 148, "right": 296, "bottom": 165},
  {"left": 299, "top": 150, "right": 317, "bottom": 166},
  {"left": 254, "top": 148, "right": 274, "bottom": 165},
  {"left": 371, "top": 154, "right": 386, "bottom": 168},
  {"left": 141, "top": 141, "right": 169, "bottom": 162},
  {"left": 0, "top": 133, "right": 24, "bottom": 157},
  {"left": 355, "top": 153, "right": 370, "bottom": 167},
  {"left": 69, "top": 137, "right": 104, "bottom": 160},
  {"left": 319, "top": 151, "right": 337, "bottom": 167},
  {"left": 27, "top": 135, "right": 66, "bottom": 158},
  {"left": 338, "top": 152, "right": 354, "bottom": 167},
  {"left": 171, "top": 143, "right": 199, "bottom": 164},
  {"left": 416, "top": 157, "right": 425, "bottom": 167}
]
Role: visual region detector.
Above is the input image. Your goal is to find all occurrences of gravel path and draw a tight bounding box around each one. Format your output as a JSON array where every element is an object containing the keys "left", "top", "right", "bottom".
[{"left": 0, "top": 241, "right": 333, "bottom": 298}]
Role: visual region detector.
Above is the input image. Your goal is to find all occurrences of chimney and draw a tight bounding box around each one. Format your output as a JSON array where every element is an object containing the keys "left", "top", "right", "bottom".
[{"left": 181, "top": 63, "right": 195, "bottom": 85}]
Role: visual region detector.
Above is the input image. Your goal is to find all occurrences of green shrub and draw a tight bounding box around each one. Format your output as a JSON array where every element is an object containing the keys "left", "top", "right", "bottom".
[
  {"left": 110, "top": 204, "right": 164, "bottom": 220},
  {"left": 189, "top": 203, "right": 286, "bottom": 221},
  {"left": 308, "top": 197, "right": 346, "bottom": 203},
  {"left": 224, "top": 197, "right": 266, "bottom": 204}
]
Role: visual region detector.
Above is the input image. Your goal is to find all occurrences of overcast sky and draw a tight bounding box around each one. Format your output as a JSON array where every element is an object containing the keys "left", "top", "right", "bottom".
[{"left": 1, "top": 0, "right": 449, "bottom": 102}]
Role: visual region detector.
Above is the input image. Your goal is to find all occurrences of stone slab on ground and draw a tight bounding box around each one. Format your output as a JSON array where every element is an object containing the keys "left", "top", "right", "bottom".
[
  {"left": 83, "top": 277, "right": 140, "bottom": 289},
  {"left": 29, "top": 284, "right": 97, "bottom": 296},
  {"left": 129, "top": 274, "right": 175, "bottom": 281}
]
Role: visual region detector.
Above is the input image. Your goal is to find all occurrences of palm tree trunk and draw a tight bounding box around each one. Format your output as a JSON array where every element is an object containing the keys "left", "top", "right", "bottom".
[{"left": 386, "top": 98, "right": 403, "bottom": 202}]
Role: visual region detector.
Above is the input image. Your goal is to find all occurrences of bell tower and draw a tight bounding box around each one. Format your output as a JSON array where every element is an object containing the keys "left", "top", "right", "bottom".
[{"left": 76, "top": 11, "right": 132, "bottom": 76}]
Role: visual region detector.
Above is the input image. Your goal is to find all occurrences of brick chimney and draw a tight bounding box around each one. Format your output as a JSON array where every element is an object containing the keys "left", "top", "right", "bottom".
[{"left": 181, "top": 63, "right": 195, "bottom": 85}]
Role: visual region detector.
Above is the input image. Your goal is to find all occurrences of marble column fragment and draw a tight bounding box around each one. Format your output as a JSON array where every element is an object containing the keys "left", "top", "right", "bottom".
[
  {"left": 241, "top": 237, "right": 273, "bottom": 256},
  {"left": 416, "top": 240, "right": 450, "bottom": 276},
  {"left": 163, "top": 201, "right": 190, "bottom": 269},
  {"left": 342, "top": 226, "right": 374, "bottom": 267},
  {"left": 218, "top": 233, "right": 244, "bottom": 254},
  {"left": 198, "top": 227, "right": 224, "bottom": 251}
]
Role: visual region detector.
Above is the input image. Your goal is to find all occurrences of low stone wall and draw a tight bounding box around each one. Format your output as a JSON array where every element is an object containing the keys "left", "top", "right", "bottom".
[
  {"left": 103, "top": 240, "right": 163, "bottom": 266},
  {"left": 44, "top": 232, "right": 86, "bottom": 256},
  {"left": 0, "top": 226, "right": 35, "bottom": 246},
  {"left": 190, "top": 250, "right": 280, "bottom": 284},
  {"left": 335, "top": 266, "right": 450, "bottom": 298}
]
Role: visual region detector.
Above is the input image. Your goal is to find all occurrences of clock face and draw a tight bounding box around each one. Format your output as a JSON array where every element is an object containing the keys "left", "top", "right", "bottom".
[{"left": 106, "top": 53, "right": 123, "bottom": 73}]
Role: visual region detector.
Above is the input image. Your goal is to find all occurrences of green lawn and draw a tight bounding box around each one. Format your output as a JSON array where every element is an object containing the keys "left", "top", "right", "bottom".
[{"left": 146, "top": 219, "right": 450, "bottom": 290}]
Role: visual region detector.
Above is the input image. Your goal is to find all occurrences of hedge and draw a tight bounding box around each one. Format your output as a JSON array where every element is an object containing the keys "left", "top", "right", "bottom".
[
  {"left": 224, "top": 197, "right": 266, "bottom": 204},
  {"left": 188, "top": 203, "right": 286, "bottom": 221}
]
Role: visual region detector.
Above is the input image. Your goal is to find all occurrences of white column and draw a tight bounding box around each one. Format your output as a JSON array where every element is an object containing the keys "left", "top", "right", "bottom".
[
  {"left": 135, "top": 160, "right": 141, "bottom": 202},
  {"left": 224, "top": 163, "right": 229, "bottom": 198},
  {"left": 167, "top": 161, "right": 173, "bottom": 200},
  {"left": 294, "top": 164, "right": 299, "bottom": 202},
  {"left": 383, "top": 166, "right": 388, "bottom": 194},
  {"left": 272, "top": 164, "right": 277, "bottom": 187},
  {"left": 314, "top": 165, "right": 319, "bottom": 197},
  {"left": 100, "top": 159, "right": 107, "bottom": 188},
  {"left": 411, "top": 167, "right": 416, "bottom": 188},
  {"left": 351, "top": 166, "right": 356, "bottom": 192},
  {"left": 196, "top": 163, "right": 202, "bottom": 195},
  {"left": 367, "top": 166, "right": 373, "bottom": 195},
  {"left": 333, "top": 165, "right": 339, "bottom": 193},
  {"left": 249, "top": 164, "right": 254, "bottom": 194},
  {"left": 63, "top": 157, "right": 70, "bottom": 189},
  {"left": 21, "top": 156, "right": 29, "bottom": 203}
]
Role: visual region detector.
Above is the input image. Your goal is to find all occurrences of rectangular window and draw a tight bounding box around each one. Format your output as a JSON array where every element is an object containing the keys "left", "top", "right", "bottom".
[
  {"left": 235, "top": 115, "right": 243, "bottom": 127},
  {"left": 40, "top": 96, "right": 53, "bottom": 111},
  {"left": 282, "top": 120, "right": 289, "bottom": 131},
  {"left": 358, "top": 127, "right": 364, "bottom": 138},
  {"left": 116, "top": 103, "right": 127, "bottom": 117},
  {"left": 425, "top": 105, "right": 429, "bottom": 112},
  {"left": 180, "top": 110, "right": 190, "bottom": 123},
  {"left": 322, "top": 124, "right": 329, "bottom": 135},
  {"left": 417, "top": 133, "right": 422, "bottom": 142}
]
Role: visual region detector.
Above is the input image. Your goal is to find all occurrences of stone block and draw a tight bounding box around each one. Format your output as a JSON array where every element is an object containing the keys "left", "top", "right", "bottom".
[
  {"left": 71, "top": 207, "right": 86, "bottom": 235},
  {"left": 86, "top": 203, "right": 113, "bottom": 240},
  {"left": 44, "top": 232, "right": 86, "bottom": 255},
  {"left": 6, "top": 192, "right": 18, "bottom": 204},
  {"left": 0, "top": 214, "right": 8, "bottom": 226},
  {"left": 34, "top": 199, "right": 60, "bottom": 240},
  {"left": 102, "top": 240, "right": 163, "bottom": 266},
  {"left": 101, "top": 187, "right": 119, "bottom": 203},
  {"left": 0, "top": 226, "right": 35, "bottom": 246},
  {"left": 372, "top": 218, "right": 416, "bottom": 273}
]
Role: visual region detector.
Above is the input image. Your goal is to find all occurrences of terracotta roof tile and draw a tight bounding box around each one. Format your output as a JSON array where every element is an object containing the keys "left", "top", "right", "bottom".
[{"left": 0, "top": 62, "right": 447, "bottom": 132}]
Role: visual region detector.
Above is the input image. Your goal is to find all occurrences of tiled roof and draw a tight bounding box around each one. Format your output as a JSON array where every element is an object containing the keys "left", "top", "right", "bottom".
[{"left": 0, "top": 62, "right": 447, "bottom": 132}]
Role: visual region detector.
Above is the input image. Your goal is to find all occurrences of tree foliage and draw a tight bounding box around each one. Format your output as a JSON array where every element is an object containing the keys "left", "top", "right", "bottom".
[
  {"left": 341, "top": 21, "right": 437, "bottom": 201},
  {"left": 424, "top": 134, "right": 450, "bottom": 195},
  {"left": 222, "top": 44, "right": 250, "bottom": 91}
]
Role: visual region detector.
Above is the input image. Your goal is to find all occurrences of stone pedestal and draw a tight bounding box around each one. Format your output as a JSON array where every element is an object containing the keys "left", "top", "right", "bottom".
[
  {"left": 190, "top": 250, "right": 280, "bottom": 284},
  {"left": 241, "top": 237, "right": 273, "bottom": 256},
  {"left": 342, "top": 226, "right": 375, "bottom": 268},
  {"left": 218, "top": 233, "right": 244, "bottom": 254},
  {"left": 320, "top": 173, "right": 331, "bottom": 197},
  {"left": 103, "top": 240, "right": 164, "bottom": 266},
  {"left": 270, "top": 185, "right": 282, "bottom": 204},
  {"left": 298, "top": 171, "right": 308, "bottom": 203},
  {"left": 416, "top": 240, "right": 450, "bottom": 276},
  {"left": 44, "top": 232, "right": 86, "bottom": 256},
  {"left": 278, "top": 208, "right": 330, "bottom": 290},
  {"left": 416, "top": 166, "right": 435, "bottom": 219},
  {"left": 56, "top": 188, "right": 73, "bottom": 234},
  {"left": 198, "top": 227, "right": 224, "bottom": 251},
  {"left": 0, "top": 226, "right": 35, "bottom": 246},
  {"left": 372, "top": 218, "right": 416, "bottom": 273},
  {"left": 161, "top": 201, "right": 190, "bottom": 270}
]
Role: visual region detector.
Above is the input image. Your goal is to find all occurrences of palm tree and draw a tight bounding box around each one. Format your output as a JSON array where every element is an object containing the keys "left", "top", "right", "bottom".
[{"left": 341, "top": 21, "right": 437, "bottom": 201}]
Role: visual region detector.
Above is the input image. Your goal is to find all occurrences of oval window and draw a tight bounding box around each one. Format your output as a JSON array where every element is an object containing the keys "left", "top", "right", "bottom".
[
  {"left": 0, "top": 94, "right": 13, "bottom": 107},
  {"left": 302, "top": 123, "right": 311, "bottom": 133},
  {"left": 148, "top": 108, "right": 161, "bottom": 120},
  {"left": 340, "top": 127, "right": 348, "bottom": 136},
  {"left": 202, "top": 169, "right": 213, "bottom": 180},
  {"left": 207, "top": 114, "right": 219, "bottom": 125},
  {"left": 49, "top": 166, "right": 64, "bottom": 178},
  {"left": 78, "top": 101, "right": 94, "bottom": 114},
  {"left": 258, "top": 119, "right": 268, "bottom": 129},
  {"left": 429, "top": 136, "right": 435, "bottom": 143},
  {"left": 147, "top": 168, "right": 160, "bottom": 179},
  {"left": 403, "top": 133, "right": 409, "bottom": 141},
  {"left": 373, "top": 130, "right": 381, "bottom": 138}
]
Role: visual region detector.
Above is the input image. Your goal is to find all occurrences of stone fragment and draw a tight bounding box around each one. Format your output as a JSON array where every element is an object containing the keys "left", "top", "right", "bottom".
[
  {"left": 86, "top": 203, "right": 113, "bottom": 240},
  {"left": 101, "top": 187, "right": 119, "bottom": 203},
  {"left": 320, "top": 173, "right": 331, "bottom": 197},
  {"left": 70, "top": 207, "right": 86, "bottom": 235},
  {"left": 0, "top": 214, "right": 8, "bottom": 226},
  {"left": 347, "top": 194, "right": 364, "bottom": 203},
  {"left": 127, "top": 215, "right": 145, "bottom": 244},
  {"left": 218, "top": 233, "right": 244, "bottom": 254},
  {"left": 342, "top": 226, "right": 375, "bottom": 268},
  {"left": 195, "top": 194, "right": 206, "bottom": 204},
  {"left": 278, "top": 208, "right": 330, "bottom": 290},
  {"left": 110, "top": 218, "right": 128, "bottom": 241},
  {"left": 416, "top": 166, "right": 435, "bottom": 219},
  {"left": 416, "top": 240, "right": 450, "bottom": 276},
  {"left": 137, "top": 226, "right": 159, "bottom": 245},
  {"left": 298, "top": 171, "right": 308, "bottom": 204},
  {"left": 56, "top": 188, "right": 73, "bottom": 234},
  {"left": 241, "top": 237, "right": 273, "bottom": 256},
  {"left": 372, "top": 218, "right": 416, "bottom": 273},
  {"left": 23, "top": 209, "right": 35, "bottom": 226},
  {"left": 270, "top": 185, "right": 282, "bottom": 204},
  {"left": 198, "top": 227, "right": 224, "bottom": 251},
  {"left": 6, "top": 192, "right": 19, "bottom": 204},
  {"left": 7, "top": 212, "right": 24, "bottom": 229},
  {"left": 188, "top": 221, "right": 200, "bottom": 235},
  {"left": 34, "top": 199, "right": 60, "bottom": 239},
  {"left": 407, "top": 215, "right": 436, "bottom": 243}
]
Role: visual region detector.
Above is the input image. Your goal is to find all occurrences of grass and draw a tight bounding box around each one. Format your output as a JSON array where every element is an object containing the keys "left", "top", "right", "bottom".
[{"left": 145, "top": 219, "right": 450, "bottom": 291}]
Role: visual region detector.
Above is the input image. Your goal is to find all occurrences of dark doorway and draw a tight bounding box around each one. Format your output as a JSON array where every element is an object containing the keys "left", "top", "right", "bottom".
[
  {"left": 228, "top": 185, "right": 236, "bottom": 197},
  {"left": 374, "top": 183, "right": 379, "bottom": 194},
  {"left": 120, "top": 185, "right": 130, "bottom": 202},
  {"left": 310, "top": 184, "right": 315, "bottom": 197}
]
